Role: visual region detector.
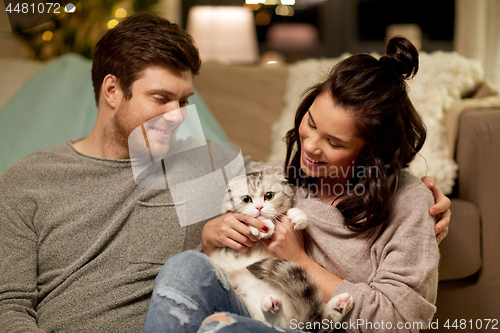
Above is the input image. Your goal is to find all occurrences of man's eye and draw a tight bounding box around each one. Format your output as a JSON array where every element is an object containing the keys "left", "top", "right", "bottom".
[
  {"left": 180, "top": 100, "right": 189, "bottom": 107},
  {"left": 154, "top": 97, "right": 167, "bottom": 104}
]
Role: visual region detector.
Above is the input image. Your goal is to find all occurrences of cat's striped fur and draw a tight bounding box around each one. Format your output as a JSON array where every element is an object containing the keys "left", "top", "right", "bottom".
[{"left": 209, "top": 171, "right": 353, "bottom": 331}]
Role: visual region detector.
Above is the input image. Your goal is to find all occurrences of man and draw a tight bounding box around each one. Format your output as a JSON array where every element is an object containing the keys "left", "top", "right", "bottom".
[
  {"left": 0, "top": 12, "right": 449, "bottom": 332},
  {"left": 0, "top": 13, "right": 266, "bottom": 332}
]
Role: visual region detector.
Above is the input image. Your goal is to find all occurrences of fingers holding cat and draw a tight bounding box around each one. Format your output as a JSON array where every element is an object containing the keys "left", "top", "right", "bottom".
[
  {"left": 261, "top": 216, "right": 307, "bottom": 263},
  {"left": 202, "top": 213, "right": 268, "bottom": 255},
  {"left": 421, "top": 175, "right": 451, "bottom": 245}
]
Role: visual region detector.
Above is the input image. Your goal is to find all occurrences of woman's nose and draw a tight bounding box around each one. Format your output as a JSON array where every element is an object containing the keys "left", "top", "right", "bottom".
[{"left": 302, "top": 133, "right": 321, "bottom": 154}]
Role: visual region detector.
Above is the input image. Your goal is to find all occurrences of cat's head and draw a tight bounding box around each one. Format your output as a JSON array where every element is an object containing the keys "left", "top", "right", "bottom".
[{"left": 223, "top": 171, "right": 294, "bottom": 220}]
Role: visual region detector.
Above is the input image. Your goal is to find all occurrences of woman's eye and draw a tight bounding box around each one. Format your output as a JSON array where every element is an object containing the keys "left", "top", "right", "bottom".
[
  {"left": 264, "top": 192, "right": 275, "bottom": 201},
  {"left": 328, "top": 140, "right": 341, "bottom": 149},
  {"left": 180, "top": 100, "right": 189, "bottom": 107},
  {"left": 307, "top": 120, "right": 316, "bottom": 129},
  {"left": 241, "top": 195, "right": 253, "bottom": 204}
]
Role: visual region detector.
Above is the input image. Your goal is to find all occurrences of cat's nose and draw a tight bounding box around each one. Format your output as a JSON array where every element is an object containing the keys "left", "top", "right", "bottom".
[{"left": 256, "top": 206, "right": 263, "bottom": 213}]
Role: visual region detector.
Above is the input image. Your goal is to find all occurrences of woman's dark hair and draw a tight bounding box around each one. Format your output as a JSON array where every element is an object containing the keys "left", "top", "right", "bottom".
[
  {"left": 91, "top": 12, "right": 201, "bottom": 104},
  {"left": 284, "top": 36, "right": 426, "bottom": 232}
]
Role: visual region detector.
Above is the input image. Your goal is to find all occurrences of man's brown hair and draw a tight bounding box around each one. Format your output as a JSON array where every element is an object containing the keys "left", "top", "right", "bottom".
[{"left": 91, "top": 12, "right": 201, "bottom": 104}]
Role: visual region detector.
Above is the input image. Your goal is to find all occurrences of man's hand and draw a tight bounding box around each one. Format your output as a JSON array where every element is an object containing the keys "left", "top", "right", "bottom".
[
  {"left": 422, "top": 176, "right": 451, "bottom": 245},
  {"left": 201, "top": 213, "right": 268, "bottom": 255}
]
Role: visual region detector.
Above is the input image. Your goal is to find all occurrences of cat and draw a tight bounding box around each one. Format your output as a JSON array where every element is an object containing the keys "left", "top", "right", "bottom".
[{"left": 209, "top": 170, "right": 353, "bottom": 332}]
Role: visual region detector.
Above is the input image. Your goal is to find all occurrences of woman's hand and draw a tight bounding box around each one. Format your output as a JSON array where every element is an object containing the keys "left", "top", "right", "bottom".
[
  {"left": 261, "top": 216, "right": 343, "bottom": 303},
  {"left": 422, "top": 176, "right": 451, "bottom": 245},
  {"left": 202, "top": 213, "right": 267, "bottom": 255},
  {"left": 260, "top": 216, "right": 307, "bottom": 262}
]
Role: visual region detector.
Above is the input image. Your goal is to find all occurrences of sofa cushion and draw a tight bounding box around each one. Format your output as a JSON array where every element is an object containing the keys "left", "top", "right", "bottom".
[
  {"left": 471, "top": 80, "right": 499, "bottom": 99},
  {"left": 194, "top": 61, "right": 288, "bottom": 162},
  {"left": 0, "top": 57, "right": 44, "bottom": 109},
  {"left": 438, "top": 198, "right": 481, "bottom": 281}
]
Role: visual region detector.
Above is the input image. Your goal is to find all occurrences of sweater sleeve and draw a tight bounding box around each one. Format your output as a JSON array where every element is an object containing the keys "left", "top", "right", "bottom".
[
  {"left": 0, "top": 169, "right": 46, "bottom": 332},
  {"left": 332, "top": 183, "right": 439, "bottom": 333}
]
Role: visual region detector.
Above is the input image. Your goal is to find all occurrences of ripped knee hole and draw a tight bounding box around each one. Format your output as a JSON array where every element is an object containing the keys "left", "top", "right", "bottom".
[{"left": 202, "top": 313, "right": 233, "bottom": 325}]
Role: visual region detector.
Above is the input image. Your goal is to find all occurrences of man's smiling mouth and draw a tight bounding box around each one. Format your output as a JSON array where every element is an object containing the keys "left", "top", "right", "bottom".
[{"left": 150, "top": 126, "right": 172, "bottom": 138}]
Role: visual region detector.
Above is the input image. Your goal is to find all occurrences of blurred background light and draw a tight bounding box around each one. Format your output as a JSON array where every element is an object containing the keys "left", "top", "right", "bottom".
[
  {"left": 42, "top": 31, "right": 53, "bottom": 42},
  {"left": 255, "top": 9, "right": 272, "bottom": 26},
  {"left": 114, "top": 8, "right": 127, "bottom": 18},
  {"left": 275, "top": 5, "right": 295, "bottom": 16},
  {"left": 107, "top": 19, "right": 119, "bottom": 29}
]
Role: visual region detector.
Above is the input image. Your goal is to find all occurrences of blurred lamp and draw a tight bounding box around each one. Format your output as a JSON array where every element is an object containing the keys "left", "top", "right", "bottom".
[
  {"left": 267, "top": 23, "right": 318, "bottom": 50},
  {"left": 187, "top": 6, "right": 259, "bottom": 64}
]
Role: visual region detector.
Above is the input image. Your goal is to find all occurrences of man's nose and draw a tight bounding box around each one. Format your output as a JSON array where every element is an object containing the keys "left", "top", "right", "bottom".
[{"left": 162, "top": 107, "right": 184, "bottom": 125}]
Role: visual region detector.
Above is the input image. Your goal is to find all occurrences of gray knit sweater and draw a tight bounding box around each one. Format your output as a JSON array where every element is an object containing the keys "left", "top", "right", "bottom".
[
  {"left": 0, "top": 140, "right": 205, "bottom": 332},
  {"left": 294, "top": 171, "right": 439, "bottom": 332}
]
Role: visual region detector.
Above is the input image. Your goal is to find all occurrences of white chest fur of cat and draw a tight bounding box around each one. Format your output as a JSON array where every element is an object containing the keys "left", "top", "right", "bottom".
[{"left": 209, "top": 171, "right": 353, "bottom": 331}]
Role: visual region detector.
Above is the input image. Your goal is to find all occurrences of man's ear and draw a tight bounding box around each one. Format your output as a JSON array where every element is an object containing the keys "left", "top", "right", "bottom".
[{"left": 101, "top": 74, "right": 122, "bottom": 109}]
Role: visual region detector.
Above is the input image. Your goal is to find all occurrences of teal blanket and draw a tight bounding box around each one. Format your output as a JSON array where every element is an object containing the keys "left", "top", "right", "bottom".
[{"left": 0, "top": 54, "right": 228, "bottom": 175}]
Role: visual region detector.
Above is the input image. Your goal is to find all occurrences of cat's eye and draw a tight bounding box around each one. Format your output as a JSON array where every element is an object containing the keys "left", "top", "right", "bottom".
[
  {"left": 264, "top": 192, "right": 275, "bottom": 201},
  {"left": 241, "top": 195, "right": 253, "bottom": 204}
]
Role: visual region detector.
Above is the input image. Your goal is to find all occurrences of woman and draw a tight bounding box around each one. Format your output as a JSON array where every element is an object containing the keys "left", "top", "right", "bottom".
[{"left": 143, "top": 36, "right": 450, "bottom": 333}]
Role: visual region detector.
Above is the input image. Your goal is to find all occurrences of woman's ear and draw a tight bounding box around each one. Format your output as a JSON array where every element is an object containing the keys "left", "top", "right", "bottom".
[{"left": 101, "top": 74, "right": 122, "bottom": 109}]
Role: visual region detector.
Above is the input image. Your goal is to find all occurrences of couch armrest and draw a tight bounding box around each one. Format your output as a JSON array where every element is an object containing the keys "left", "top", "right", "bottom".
[
  {"left": 439, "top": 199, "right": 481, "bottom": 280},
  {"left": 455, "top": 104, "right": 500, "bottom": 290}
]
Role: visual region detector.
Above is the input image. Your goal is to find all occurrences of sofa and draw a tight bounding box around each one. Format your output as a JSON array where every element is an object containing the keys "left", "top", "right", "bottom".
[{"left": 1, "top": 54, "right": 500, "bottom": 331}]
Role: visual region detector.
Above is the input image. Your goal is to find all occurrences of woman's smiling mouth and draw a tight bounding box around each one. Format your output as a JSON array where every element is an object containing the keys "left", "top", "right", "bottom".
[{"left": 302, "top": 151, "right": 325, "bottom": 166}]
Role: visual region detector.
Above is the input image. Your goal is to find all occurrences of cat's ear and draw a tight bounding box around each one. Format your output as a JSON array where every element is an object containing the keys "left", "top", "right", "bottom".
[{"left": 274, "top": 171, "right": 288, "bottom": 182}]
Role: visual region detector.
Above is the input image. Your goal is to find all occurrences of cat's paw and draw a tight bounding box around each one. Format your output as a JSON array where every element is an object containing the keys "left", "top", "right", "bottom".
[
  {"left": 324, "top": 293, "right": 353, "bottom": 322},
  {"left": 257, "top": 219, "right": 275, "bottom": 239},
  {"left": 286, "top": 208, "right": 307, "bottom": 230},
  {"left": 249, "top": 225, "right": 260, "bottom": 238},
  {"left": 261, "top": 294, "right": 282, "bottom": 314}
]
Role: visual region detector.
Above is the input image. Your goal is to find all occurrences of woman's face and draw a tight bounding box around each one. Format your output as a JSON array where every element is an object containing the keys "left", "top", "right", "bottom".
[{"left": 298, "top": 92, "right": 364, "bottom": 183}]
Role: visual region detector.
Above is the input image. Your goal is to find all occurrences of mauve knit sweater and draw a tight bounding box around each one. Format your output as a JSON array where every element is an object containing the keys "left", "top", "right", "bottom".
[
  {"left": 294, "top": 171, "right": 439, "bottom": 332},
  {"left": 254, "top": 160, "right": 439, "bottom": 332}
]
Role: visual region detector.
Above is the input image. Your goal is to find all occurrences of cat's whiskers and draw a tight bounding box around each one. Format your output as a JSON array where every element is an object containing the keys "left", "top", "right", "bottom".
[{"left": 269, "top": 214, "right": 283, "bottom": 224}]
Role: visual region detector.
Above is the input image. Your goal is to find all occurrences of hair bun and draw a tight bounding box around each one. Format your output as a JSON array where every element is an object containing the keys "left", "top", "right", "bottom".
[{"left": 380, "top": 36, "right": 419, "bottom": 79}]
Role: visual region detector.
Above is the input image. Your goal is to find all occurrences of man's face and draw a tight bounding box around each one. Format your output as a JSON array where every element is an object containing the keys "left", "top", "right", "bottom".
[{"left": 112, "top": 65, "right": 193, "bottom": 159}]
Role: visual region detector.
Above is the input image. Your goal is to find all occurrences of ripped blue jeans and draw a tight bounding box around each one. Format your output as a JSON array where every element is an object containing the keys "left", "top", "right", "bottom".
[{"left": 142, "top": 250, "right": 300, "bottom": 333}]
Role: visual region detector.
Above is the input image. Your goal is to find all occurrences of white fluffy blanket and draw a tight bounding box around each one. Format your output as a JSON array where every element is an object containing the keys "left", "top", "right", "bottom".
[{"left": 268, "top": 51, "right": 484, "bottom": 194}]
